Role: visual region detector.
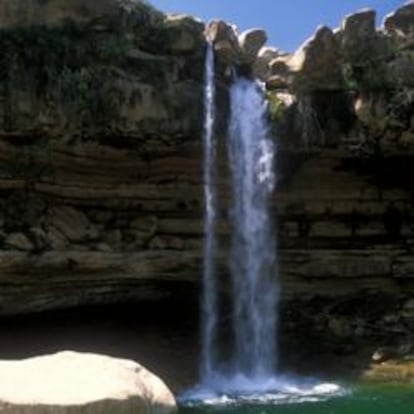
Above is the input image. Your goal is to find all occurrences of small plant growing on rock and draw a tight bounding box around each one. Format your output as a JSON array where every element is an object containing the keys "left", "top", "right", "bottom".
[
  {"left": 342, "top": 63, "right": 359, "bottom": 91},
  {"left": 266, "top": 91, "right": 287, "bottom": 124}
]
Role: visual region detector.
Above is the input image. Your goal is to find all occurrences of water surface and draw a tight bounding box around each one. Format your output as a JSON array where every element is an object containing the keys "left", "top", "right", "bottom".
[{"left": 179, "top": 384, "right": 414, "bottom": 414}]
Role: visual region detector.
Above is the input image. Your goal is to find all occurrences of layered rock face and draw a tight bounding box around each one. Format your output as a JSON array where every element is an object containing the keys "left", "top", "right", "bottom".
[
  {"left": 0, "top": 0, "right": 206, "bottom": 313},
  {"left": 264, "top": 5, "right": 414, "bottom": 361},
  {"left": 0, "top": 0, "right": 413, "bottom": 372}
]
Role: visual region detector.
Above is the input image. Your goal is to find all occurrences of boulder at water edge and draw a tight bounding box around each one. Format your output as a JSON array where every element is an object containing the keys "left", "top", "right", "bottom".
[{"left": 0, "top": 351, "right": 177, "bottom": 414}]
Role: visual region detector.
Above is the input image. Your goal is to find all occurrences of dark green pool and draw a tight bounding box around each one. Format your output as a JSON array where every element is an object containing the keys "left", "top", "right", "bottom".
[{"left": 179, "top": 384, "right": 414, "bottom": 414}]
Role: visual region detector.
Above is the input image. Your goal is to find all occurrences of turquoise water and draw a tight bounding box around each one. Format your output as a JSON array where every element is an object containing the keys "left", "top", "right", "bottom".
[{"left": 179, "top": 384, "right": 414, "bottom": 414}]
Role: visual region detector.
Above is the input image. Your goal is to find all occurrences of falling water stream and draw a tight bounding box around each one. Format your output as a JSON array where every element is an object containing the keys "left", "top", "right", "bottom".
[
  {"left": 201, "top": 41, "right": 218, "bottom": 381},
  {"left": 227, "top": 78, "right": 277, "bottom": 378}
]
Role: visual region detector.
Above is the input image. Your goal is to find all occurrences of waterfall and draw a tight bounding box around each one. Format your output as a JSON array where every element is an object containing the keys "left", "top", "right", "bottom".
[
  {"left": 181, "top": 46, "right": 345, "bottom": 407},
  {"left": 201, "top": 42, "right": 218, "bottom": 381},
  {"left": 201, "top": 41, "right": 277, "bottom": 383},
  {"left": 182, "top": 45, "right": 345, "bottom": 406},
  {"left": 228, "top": 78, "right": 278, "bottom": 378}
]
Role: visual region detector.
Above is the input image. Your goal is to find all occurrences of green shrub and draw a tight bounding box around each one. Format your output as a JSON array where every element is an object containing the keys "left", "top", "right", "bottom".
[
  {"left": 266, "top": 91, "right": 287, "bottom": 124},
  {"left": 0, "top": 25, "right": 129, "bottom": 129}
]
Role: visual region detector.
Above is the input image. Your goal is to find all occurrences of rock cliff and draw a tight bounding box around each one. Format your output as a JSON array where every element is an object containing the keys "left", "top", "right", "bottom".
[
  {"left": 0, "top": 0, "right": 206, "bottom": 313},
  {"left": 265, "top": 5, "right": 414, "bottom": 364},
  {"left": 0, "top": 0, "right": 413, "bottom": 377}
]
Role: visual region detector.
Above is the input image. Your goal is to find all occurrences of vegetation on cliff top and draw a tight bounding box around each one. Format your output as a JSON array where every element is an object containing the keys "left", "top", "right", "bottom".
[{"left": 0, "top": 1, "right": 172, "bottom": 132}]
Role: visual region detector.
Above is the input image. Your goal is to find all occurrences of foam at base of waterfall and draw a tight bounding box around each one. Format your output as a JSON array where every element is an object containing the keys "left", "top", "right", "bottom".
[{"left": 179, "top": 373, "right": 348, "bottom": 407}]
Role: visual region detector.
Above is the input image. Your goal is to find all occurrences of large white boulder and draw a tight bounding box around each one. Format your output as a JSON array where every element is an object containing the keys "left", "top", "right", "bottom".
[{"left": 0, "top": 351, "right": 177, "bottom": 414}]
